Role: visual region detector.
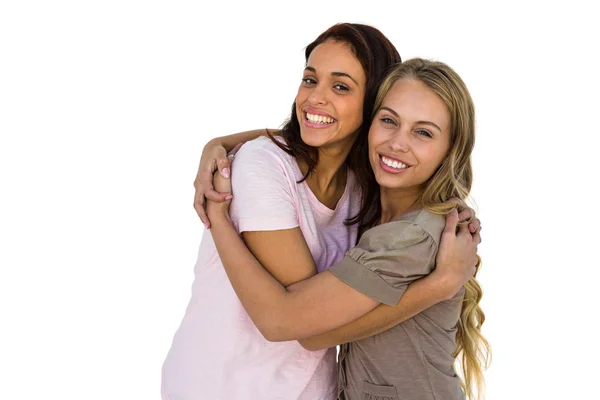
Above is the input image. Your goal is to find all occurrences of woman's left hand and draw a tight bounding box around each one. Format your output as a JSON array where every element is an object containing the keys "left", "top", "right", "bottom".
[
  {"left": 433, "top": 198, "right": 482, "bottom": 299},
  {"left": 446, "top": 197, "right": 481, "bottom": 234}
]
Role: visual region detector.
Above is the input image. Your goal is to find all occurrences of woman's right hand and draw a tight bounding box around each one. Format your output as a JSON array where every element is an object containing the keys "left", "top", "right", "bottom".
[
  {"left": 193, "top": 140, "right": 242, "bottom": 228},
  {"left": 206, "top": 165, "right": 235, "bottom": 225}
]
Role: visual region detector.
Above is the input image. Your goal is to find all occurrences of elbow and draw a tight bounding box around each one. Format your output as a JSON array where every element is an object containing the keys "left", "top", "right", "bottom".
[
  {"left": 253, "top": 301, "right": 304, "bottom": 342},
  {"left": 255, "top": 319, "right": 293, "bottom": 342},
  {"left": 298, "top": 339, "right": 324, "bottom": 351},
  {"left": 260, "top": 328, "right": 285, "bottom": 342},
  {"left": 260, "top": 327, "right": 292, "bottom": 343}
]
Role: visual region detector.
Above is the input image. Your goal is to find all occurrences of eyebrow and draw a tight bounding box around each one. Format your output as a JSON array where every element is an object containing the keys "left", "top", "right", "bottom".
[
  {"left": 304, "top": 66, "right": 360, "bottom": 86},
  {"left": 379, "top": 106, "right": 443, "bottom": 133}
]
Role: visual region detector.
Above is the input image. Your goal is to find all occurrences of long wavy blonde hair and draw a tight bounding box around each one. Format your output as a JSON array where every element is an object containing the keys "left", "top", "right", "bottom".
[{"left": 373, "top": 58, "right": 491, "bottom": 399}]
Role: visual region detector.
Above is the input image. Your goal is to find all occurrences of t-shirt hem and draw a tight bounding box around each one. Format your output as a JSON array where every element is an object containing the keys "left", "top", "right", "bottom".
[{"left": 235, "top": 217, "right": 299, "bottom": 233}]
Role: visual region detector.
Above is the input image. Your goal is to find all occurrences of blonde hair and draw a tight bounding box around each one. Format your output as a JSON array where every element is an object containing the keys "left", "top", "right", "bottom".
[{"left": 373, "top": 58, "right": 491, "bottom": 399}]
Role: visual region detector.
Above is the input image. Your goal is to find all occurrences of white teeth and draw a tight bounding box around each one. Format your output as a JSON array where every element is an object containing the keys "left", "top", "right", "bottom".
[
  {"left": 306, "top": 112, "right": 334, "bottom": 124},
  {"left": 381, "top": 156, "right": 408, "bottom": 169}
]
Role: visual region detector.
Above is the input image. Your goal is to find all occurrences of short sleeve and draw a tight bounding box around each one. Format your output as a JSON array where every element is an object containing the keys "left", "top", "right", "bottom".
[
  {"left": 329, "top": 221, "right": 438, "bottom": 306},
  {"left": 228, "top": 140, "right": 299, "bottom": 233}
]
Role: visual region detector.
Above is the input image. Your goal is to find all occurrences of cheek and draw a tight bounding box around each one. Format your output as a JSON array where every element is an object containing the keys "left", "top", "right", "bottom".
[
  {"left": 295, "top": 89, "right": 307, "bottom": 112},
  {"left": 426, "top": 149, "right": 449, "bottom": 173},
  {"left": 368, "top": 146, "right": 380, "bottom": 173},
  {"left": 341, "top": 98, "right": 363, "bottom": 123},
  {"left": 353, "top": 103, "right": 364, "bottom": 124},
  {"left": 368, "top": 131, "right": 385, "bottom": 165},
  {"left": 367, "top": 142, "right": 377, "bottom": 165},
  {"left": 295, "top": 85, "right": 308, "bottom": 103},
  {"left": 415, "top": 145, "right": 445, "bottom": 173},
  {"left": 368, "top": 128, "right": 382, "bottom": 150}
]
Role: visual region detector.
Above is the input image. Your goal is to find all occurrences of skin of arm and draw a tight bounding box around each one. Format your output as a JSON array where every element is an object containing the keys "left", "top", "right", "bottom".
[
  {"left": 242, "top": 228, "right": 318, "bottom": 287},
  {"left": 207, "top": 173, "right": 472, "bottom": 343},
  {"left": 206, "top": 204, "right": 380, "bottom": 341},
  {"left": 297, "top": 209, "right": 478, "bottom": 351},
  {"left": 297, "top": 276, "right": 450, "bottom": 350},
  {"left": 206, "top": 203, "right": 456, "bottom": 343}
]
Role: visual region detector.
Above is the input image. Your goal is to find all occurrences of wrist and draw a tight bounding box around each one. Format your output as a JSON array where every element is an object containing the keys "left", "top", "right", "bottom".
[
  {"left": 216, "top": 136, "right": 236, "bottom": 153},
  {"left": 207, "top": 202, "right": 231, "bottom": 224},
  {"left": 206, "top": 137, "right": 226, "bottom": 153},
  {"left": 430, "top": 269, "right": 461, "bottom": 301}
]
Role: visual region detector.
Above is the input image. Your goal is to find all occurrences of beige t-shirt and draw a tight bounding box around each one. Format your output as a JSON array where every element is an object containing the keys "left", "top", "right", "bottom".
[{"left": 329, "top": 209, "right": 465, "bottom": 400}]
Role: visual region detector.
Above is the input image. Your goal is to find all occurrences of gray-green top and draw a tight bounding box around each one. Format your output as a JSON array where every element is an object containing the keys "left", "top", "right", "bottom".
[{"left": 329, "top": 209, "right": 465, "bottom": 400}]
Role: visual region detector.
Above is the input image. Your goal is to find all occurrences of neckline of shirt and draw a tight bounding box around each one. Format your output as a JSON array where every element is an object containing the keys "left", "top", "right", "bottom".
[{"left": 295, "top": 162, "right": 352, "bottom": 217}]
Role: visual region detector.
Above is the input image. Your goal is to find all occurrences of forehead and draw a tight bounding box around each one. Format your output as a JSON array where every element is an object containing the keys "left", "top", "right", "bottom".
[
  {"left": 383, "top": 79, "right": 450, "bottom": 130},
  {"left": 306, "top": 40, "right": 366, "bottom": 83}
]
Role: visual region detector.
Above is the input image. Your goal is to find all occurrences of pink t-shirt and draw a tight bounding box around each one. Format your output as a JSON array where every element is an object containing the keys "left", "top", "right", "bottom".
[{"left": 162, "top": 137, "right": 361, "bottom": 400}]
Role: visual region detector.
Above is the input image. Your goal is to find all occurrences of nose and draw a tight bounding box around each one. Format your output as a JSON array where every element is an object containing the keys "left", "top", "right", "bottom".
[
  {"left": 307, "top": 84, "right": 327, "bottom": 106},
  {"left": 388, "top": 128, "right": 410, "bottom": 152}
]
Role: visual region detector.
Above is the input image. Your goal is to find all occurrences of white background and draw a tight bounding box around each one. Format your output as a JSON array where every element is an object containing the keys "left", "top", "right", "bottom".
[{"left": 1, "top": 1, "right": 598, "bottom": 399}]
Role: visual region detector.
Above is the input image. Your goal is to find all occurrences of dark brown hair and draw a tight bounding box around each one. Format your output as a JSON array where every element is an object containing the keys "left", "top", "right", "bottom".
[{"left": 269, "top": 23, "right": 401, "bottom": 226}]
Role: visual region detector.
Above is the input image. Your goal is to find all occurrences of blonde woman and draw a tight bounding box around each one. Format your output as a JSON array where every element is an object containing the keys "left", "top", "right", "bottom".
[{"left": 206, "top": 58, "right": 490, "bottom": 400}]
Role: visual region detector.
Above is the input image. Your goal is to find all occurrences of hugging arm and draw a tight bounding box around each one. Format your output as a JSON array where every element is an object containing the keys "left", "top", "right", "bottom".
[
  {"left": 208, "top": 170, "right": 474, "bottom": 342},
  {"left": 299, "top": 209, "right": 478, "bottom": 350},
  {"left": 207, "top": 153, "right": 479, "bottom": 343},
  {"left": 208, "top": 202, "right": 379, "bottom": 340}
]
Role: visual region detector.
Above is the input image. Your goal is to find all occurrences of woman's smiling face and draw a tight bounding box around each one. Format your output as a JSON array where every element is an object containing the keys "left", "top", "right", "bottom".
[
  {"left": 295, "top": 39, "right": 367, "bottom": 152},
  {"left": 369, "top": 78, "right": 451, "bottom": 193}
]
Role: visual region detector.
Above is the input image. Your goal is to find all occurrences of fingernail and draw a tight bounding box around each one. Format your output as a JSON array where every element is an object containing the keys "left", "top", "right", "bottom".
[
  {"left": 222, "top": 168, "right": 230, "bottom": 178},
  {"left": 225, "top": 195, "right": 233, "bottom": 200},
  {"left": 469, "top": 224, "right": 475, "bottom": 233}
]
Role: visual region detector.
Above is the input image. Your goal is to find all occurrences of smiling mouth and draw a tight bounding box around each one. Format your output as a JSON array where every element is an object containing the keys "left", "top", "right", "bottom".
[
  {"left": 381, "top": 155, "right": 409, "bottom": 169},
  {"left": 305, "top": 112, "right": 336, "bottom": 125}
]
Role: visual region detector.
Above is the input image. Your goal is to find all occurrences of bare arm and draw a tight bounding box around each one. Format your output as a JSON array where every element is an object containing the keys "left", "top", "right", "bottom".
[
  {"left": 298, "top": 209, "right": 480, "bottom": 350},
  {"left": 206, "top": 204, "right": 379, "bottom": 341},
  {"left": 208, "top": 174, "right": 478, "bottom": 343},
  {"left": 214, "top": 129, "right": 277, "bottom": 154},
  {"left": 242, "top": 228, "right": 318, "bottom": 287},
  {"left": 203, "top": 142, "right": 380, "bottom": 341},
  {"left": 298, "top": 275, "right": 451, "bottom": 350}
]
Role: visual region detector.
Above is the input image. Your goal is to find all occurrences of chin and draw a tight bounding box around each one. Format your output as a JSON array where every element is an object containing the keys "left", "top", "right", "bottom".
[
  {"left": 299, "top": 131, "right": 329, "bottom": 148},
  {"left": 376, "top": 175, "right": 409, "bottom": 190}
]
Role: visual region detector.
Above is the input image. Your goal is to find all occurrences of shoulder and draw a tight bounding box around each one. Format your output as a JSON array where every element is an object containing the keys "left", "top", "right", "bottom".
[
  {"left": 235, "top": 136, "right": 292, "bottom": 163},
  {"left": 331, "top": 211, "right": 441, "bottom": 306},
  {"left": 358, "top": 209, "right": 444, "bottom": 251},
  {"left": 395, "top": 209, "right": 445, "bottom": 246},
  {"left": 230, "top": 136, "right": 300, "bottom": 199},
  {"left": 228, "top": 137, "right": 301, "bottom": 227},
  {"left": 231, "top": 136, "right": 299, "bottom": 182}
]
